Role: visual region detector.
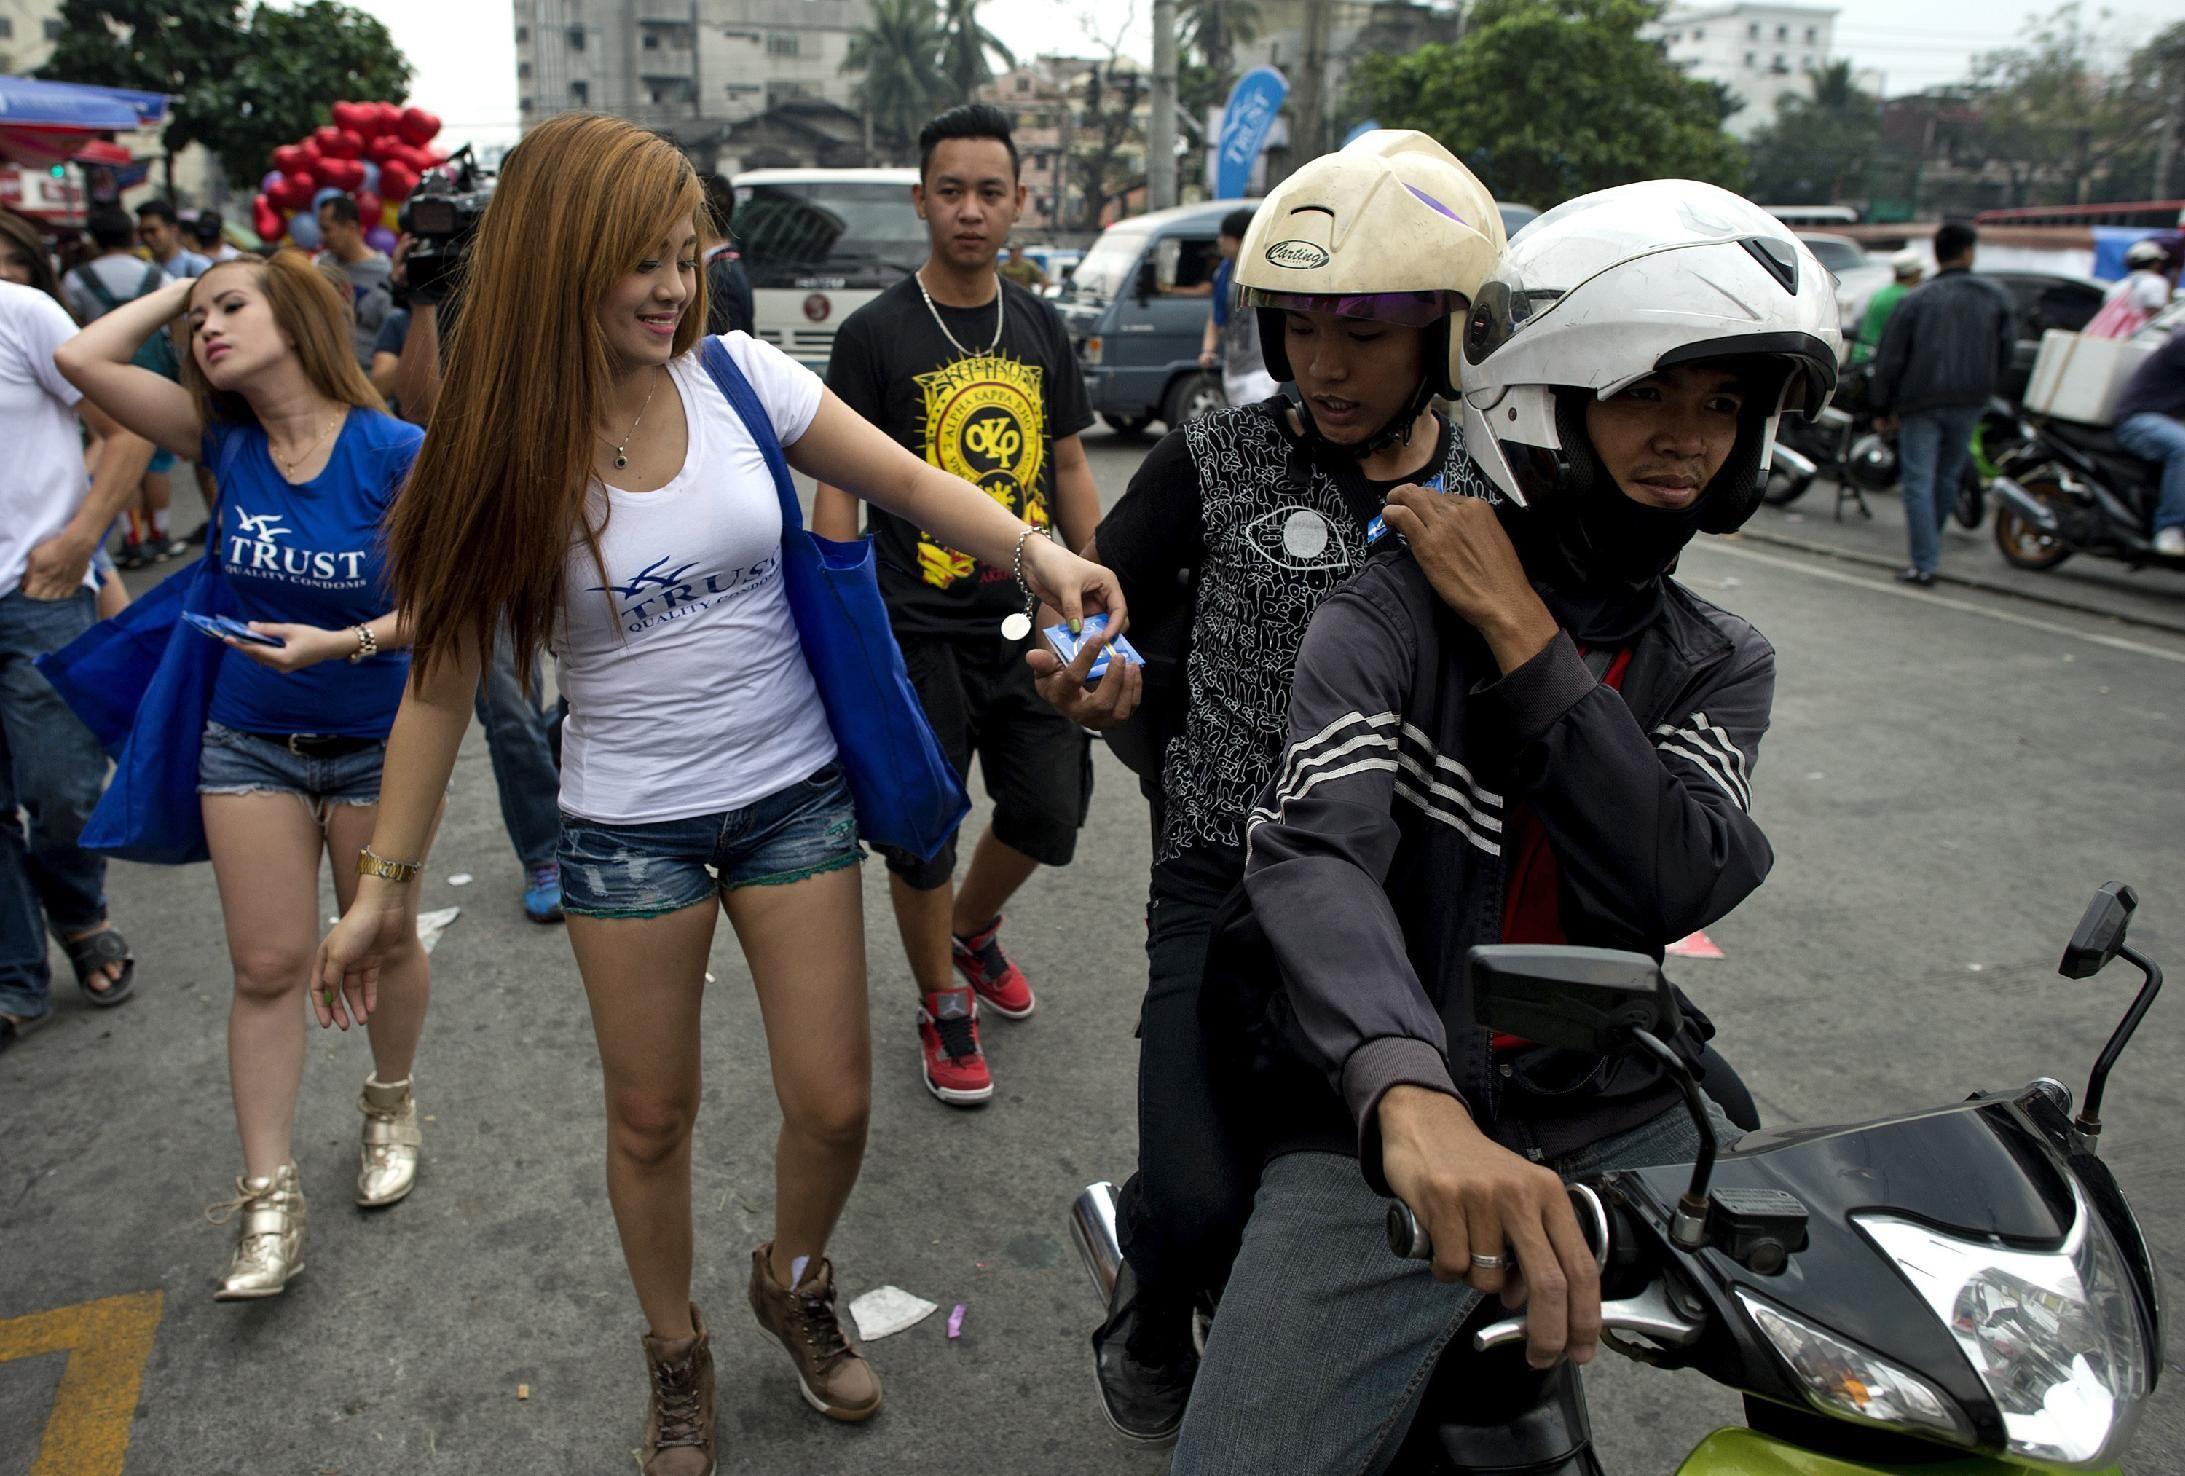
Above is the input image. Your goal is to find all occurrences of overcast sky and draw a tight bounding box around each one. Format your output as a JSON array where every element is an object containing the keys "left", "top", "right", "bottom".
[{"left": 355, "top": 0, "right": 2183, "bottom": 157}]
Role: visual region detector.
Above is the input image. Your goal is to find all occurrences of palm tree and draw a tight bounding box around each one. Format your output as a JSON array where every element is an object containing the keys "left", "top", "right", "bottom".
[
  {"left": 843, "top": 0, "right": 947, "bottom": 162},
  {"left": 938, "top": 0, "right": 1015, "bottom": 106},
  {"left": 1180, "top": 0, "right": 1261, "bottom": 78}
]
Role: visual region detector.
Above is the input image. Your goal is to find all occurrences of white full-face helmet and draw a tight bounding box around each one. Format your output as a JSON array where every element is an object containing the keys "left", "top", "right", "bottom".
[
  {"left": 1234, "top": 130, "right": 1504, "bottom": 455},
  {"left": 1461, "top": 179, "right": 1842, "bottom": 534}
]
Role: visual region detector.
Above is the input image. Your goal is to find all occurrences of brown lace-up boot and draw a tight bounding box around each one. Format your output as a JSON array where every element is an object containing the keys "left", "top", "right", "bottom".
[
  {"left": 748, "top": 1243, "right": 883, "bottom": 1421},
  {"left": 638, "top": 1303, "right": 716, "bottom": 1475}
]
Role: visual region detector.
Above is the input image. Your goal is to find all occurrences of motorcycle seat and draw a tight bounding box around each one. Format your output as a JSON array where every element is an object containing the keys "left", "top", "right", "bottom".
[{"left": 2041, "top": 419, "right": 2163, "bottom": 502}]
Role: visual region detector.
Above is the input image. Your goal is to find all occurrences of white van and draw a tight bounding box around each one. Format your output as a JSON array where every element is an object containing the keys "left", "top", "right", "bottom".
[{"left": 731, "top": 167, "right": 922, "bottom": 371}]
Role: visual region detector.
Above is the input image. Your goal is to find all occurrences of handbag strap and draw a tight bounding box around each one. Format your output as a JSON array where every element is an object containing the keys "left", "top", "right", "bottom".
[{"left": 697, "top": 337, "right": 804, "bottom": 536}]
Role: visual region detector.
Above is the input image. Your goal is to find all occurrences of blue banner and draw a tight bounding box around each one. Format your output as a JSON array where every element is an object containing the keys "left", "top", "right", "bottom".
[{"left": 1213, "top": 66, "right": 1288, "bottom": 200}]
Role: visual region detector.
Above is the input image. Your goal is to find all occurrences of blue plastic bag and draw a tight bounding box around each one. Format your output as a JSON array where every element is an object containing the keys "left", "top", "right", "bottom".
[
  {"left": 36, "top": 554, "right": 233, "bottom": 865},
  {"left": 697, "top": 339, "right": 969, "bottom": 860}
]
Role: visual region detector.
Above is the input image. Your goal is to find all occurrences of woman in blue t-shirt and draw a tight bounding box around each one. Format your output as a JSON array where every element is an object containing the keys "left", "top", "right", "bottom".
[{"left": 56, "top": 251, "right": 436, "bottom": 1301}]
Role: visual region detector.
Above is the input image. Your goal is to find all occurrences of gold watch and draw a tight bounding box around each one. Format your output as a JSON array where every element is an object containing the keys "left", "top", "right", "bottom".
[{"left": 356, "top": 846, "right": 421, "bottom": 884}]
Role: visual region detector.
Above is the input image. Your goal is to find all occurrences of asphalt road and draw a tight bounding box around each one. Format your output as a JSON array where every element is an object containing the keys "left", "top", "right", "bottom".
[{"left": 5, "top": 428, "right": 2183, "bottom": 1475}]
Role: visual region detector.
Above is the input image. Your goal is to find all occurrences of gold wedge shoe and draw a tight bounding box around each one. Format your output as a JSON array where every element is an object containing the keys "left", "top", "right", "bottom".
[
  {"left": 208, "top": 1162, "right": 307, "bottom": 1301},
  {"left": 356, "top": 1074, "right": 421, "bottom": 1208}
]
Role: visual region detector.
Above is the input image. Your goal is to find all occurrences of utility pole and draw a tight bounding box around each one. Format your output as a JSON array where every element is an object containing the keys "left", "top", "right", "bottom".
[
  {"left": 1149, "top": 0, "right": 1179, "bottom": 210},
  {"left": 1288, "top": 0, "right": 1333, "bottom": 181},
  {"left": 2154, "top": 41, "right": 2184, "bottom": 202}
]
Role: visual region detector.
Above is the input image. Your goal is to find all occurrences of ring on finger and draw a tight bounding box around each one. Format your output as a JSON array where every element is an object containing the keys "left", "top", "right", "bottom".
[{"left": 1470, "top": 1251, "right": 1510, "bottom": 1271}]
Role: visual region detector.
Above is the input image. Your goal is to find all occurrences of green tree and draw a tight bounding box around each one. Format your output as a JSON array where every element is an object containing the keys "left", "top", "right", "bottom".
[
  {"left": 1180, "top": 0, "right": 1261, "bottom": 78},
  {"left": 1969, "top": 4, "right": 2169, "bottom": 205},
  {"left": 938, "top": 0, "right": 1014, "bottom": 106},
  {"left": 215, "top": 3, "right": 412, "bottom": 191},
  {"left": 844, "top": 0, "right": 946, "bottom": 163},
  {"left": 1349, "top": 0, "right": 1744, "bottom": 206},
  {"left": 40, "top": 0, "right": 409, "bottom": 196},
  {"left": 1744, "top": 61, "right": 1880, "bottom": 203},
  {"left": 37, "top": 0, "right": 245, "bottom": 194}
]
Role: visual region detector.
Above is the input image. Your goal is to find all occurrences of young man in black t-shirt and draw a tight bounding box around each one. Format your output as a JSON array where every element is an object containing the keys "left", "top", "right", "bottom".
[{"left": 815, "top": 104, "right": 1100, "bottom": 1108}]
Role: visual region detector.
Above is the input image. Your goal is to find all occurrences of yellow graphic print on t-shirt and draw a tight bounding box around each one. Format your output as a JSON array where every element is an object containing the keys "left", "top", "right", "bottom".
[{"left": 913, "top": 352, "right": 1050, "bottom": 590}]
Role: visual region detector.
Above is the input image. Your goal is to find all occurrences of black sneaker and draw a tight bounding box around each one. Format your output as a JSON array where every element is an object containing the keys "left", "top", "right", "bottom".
[
  {"left": 1090, "top": 1262, "right": 1197, "bottom": 1444},
  {"left": 1895, "top": 567, "right": 1936, "bottom": 587}
]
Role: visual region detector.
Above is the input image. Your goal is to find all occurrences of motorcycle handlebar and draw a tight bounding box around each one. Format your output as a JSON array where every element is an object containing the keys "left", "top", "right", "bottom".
[{"left": 1385, "top": 1183, "right": 1611, "bottom": 1269}]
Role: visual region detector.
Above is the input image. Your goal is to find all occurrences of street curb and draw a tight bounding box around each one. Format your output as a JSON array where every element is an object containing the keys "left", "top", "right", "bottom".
[{"left": 1733, "top": 527, "right": 2185, "bottom": 640}]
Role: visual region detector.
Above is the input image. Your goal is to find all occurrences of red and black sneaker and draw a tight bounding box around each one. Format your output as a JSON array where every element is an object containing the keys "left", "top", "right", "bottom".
[
  {"left": 917, "top": 989, "right": 994, "bottom": 1106},
  {"left": 951, "top": 915, "right": 1036, "bottom": 1019}
]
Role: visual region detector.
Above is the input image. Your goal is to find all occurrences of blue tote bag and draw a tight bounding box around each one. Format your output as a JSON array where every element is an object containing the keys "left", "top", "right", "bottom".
[
  {"left": 698, "top": 338, "right": 969, "bottom": 860},
  {"left": 36, "top": 553, "right": 235, "bottom": 865}
]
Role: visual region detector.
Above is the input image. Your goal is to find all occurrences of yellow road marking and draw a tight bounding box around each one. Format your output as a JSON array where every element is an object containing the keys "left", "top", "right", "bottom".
[{"left": 0, "top": 1291, "right": 164, "bottom": 1476}]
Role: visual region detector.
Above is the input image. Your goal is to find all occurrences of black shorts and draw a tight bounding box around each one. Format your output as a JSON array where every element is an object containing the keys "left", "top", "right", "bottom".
[{"left": 881, "top": 632, "right": 1093, "bottom": 891}]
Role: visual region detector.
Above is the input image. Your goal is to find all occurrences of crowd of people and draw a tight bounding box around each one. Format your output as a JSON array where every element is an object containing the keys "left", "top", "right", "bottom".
[{"left": 3, "top": 94, "right": 2175, "bottom": 1476}]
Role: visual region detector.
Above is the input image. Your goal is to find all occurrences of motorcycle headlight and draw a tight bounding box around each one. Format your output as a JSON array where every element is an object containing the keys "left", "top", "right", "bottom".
[
  {"left": 1856, "top": 1179, "right": 2152, "bottom": 1468},
  {"left": 1737, "top": 1291, "right": 1970, "bottom": 1442}
]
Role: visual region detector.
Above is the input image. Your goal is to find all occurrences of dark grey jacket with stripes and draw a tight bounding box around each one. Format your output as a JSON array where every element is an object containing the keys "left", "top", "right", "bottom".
[{"left": 1205, "top": 541, "right": 1776, "bottom": 1188}]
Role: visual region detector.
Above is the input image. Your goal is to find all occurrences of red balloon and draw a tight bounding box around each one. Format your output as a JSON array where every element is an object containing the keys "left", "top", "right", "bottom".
[
  {"left": 294, "top": 137, "right": 322, "bottom": 171},
  {"left": 395, "top": 106, "right": 441, "bottom": 148},
  {"left": 321, "top": 126, "right": 364, "bottom": 160},
  {"left": 373, "top": 101, "right": 403, "bottom": 138},
  {"left": 354, "top": 189, "right": 382, "bottom": 222},
  {"left": 275, "top": 169, "right": 316, "bottom": 212},
  {"left": 378, "top": 162, "right": 420, "bottom": 203},
  {"left": 320, "top": 156, "right": 366, "bottom": 191},
  {"left": 363, "top": 132, "right": 407, "bottom": 165},
  {"left": 253, "top": 194, "right": 285, "bottom": 243},
  {"left": 271, "top": 143, "right": 306, "bottom": 175},
  {"left": 331, "top": 100, "right": 368, "bottom": 134}
]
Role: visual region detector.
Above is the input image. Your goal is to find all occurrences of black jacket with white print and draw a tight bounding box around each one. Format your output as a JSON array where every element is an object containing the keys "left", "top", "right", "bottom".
[{"left": 1204, "top": 542, "right": 1777, "bottom": 1189}]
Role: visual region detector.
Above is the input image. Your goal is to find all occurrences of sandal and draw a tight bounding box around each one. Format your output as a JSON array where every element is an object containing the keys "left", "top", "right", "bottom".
[{"left": 60, "top": 926, "right": 135, "bottom": 1008}]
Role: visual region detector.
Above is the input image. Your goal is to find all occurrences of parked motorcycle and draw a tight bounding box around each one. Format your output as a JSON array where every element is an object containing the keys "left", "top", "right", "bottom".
[
  {"left": 1954, "top": 396, "right": 2028, "bottom": 531},
  {"left": 1073, "top": 884, "right": 2164, "bottom": 1473},
  {"left": 1763, "top": 365, "right": 1894, "bottom": 519},
  {"left": 1990, "top": 415, "right": 2185, "bottom": 573}
]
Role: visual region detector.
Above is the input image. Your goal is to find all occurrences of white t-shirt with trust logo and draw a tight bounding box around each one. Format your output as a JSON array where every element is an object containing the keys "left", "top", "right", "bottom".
[{"left": 555, "top": 334, "right": 837, "bottom": 825}]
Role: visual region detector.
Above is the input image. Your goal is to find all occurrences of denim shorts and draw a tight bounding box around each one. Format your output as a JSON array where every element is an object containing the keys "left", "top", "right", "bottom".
[
  {"left": 198, "top": 720, "right": 385, "bottom": 816},
  {"left": 558, "top": 760, "right": 861, "bottom": 920}
]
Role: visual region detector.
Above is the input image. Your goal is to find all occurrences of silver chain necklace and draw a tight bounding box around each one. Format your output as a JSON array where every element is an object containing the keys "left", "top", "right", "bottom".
[
  {"left": 599, "top": 370, "right": 661, "bottom": 471},
  {"left": 915, "top": 268, "right": 1005, "bottom": 357}
]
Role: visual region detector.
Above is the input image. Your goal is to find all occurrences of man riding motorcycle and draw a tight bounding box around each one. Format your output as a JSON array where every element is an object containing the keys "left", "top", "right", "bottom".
[
  {"left": 1028, "top": 131, "right": 1506, "bottom": 1442},
  {"left": 1173, "top": 181, "right": 1842, "bottom": 1474}
]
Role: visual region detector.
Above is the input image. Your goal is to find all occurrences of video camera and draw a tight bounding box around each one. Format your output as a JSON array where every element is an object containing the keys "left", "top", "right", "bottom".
[{"left": 397, "top": 145, "right": 494, "bottom": 305}]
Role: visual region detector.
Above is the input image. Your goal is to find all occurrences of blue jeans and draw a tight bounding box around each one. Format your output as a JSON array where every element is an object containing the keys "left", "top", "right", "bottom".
[
  {"left": 0, "top": 589, "right": 110, "bottom": 1021},
  {"left": 474, "top": 640, "right": 562, "bottom": 870},
  {"left": 1897, "top": 404, "right": 1981, "bottom": 575},
  {"left": 1172, "top": 1102, "right": 1737, "bottom": 1475},
  {"left": 557, "top": 760, "right": 859, "bottom": 918},
  {"left": 2113, "top": 413, "right": 2185, "bottom": 536}
]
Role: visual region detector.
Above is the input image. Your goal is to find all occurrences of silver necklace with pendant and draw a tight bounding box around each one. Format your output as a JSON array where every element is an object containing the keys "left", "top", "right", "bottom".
[{"left": 600, "top": 371, "right": 661, "bottom": 472}]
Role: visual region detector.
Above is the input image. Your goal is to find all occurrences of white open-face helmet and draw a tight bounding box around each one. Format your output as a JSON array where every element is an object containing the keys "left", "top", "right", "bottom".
[
  {"left": 1235, "top": 130, "right": 1504, "bottom": 405},
  {"left": 1460, "top": 180, "right": 1842, "bottom": 522},
  {"left": 2125, "top": 238, "right": 2172, "bottom": 270}
]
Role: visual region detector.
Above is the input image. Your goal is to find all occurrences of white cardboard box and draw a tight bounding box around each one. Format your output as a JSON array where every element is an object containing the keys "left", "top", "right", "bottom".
[{"left": 2023, "top": 329, "right": 2158, "bottom": 425}]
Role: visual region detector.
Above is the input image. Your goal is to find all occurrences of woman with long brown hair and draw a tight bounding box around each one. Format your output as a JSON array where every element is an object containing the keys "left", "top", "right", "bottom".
[
  {"left": 312, "top": 113, "right": 1125, "bottom": 1472},
  {"left": 56, "top": 250, "right": 437, "bottom": 1297}
]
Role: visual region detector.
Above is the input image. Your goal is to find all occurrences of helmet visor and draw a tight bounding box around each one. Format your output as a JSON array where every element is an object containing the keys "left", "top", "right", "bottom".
[{"left": 1240, "top": 287, "right": 1462, "bottom": 328}]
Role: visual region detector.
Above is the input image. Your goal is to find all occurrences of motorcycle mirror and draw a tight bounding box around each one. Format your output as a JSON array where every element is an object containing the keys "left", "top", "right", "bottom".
[
  {"left": 2060, "top": 882, "right": 2136, "bottom": 979},
  {"left": 1467, "top": 945, "right": 1681, "bottom": 1054},
  {"left": 1470, "top": 945, "right": 1719, "bottom": 1248},
  {"left": 2059, "top": 883, "right": 2165, "bottom": 1144}
]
